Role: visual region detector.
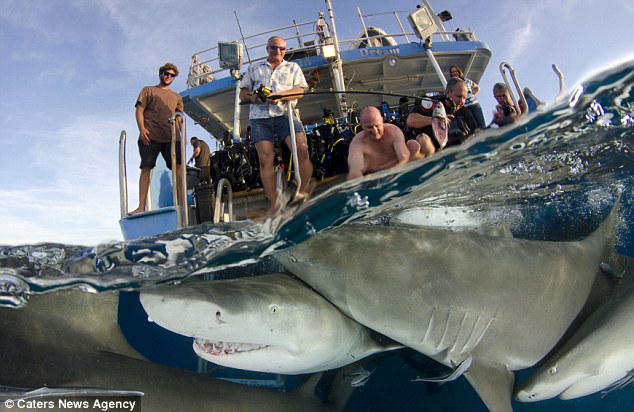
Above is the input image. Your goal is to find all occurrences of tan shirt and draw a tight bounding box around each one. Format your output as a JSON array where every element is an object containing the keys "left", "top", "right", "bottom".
[{"left": 136, "top": 86, "right": 184, "bottom": 143}]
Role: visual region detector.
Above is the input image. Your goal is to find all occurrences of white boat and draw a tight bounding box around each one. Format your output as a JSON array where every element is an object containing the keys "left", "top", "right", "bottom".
[
  {"left": 180, "top": 0, "right": 492, "bottom": 140},
  {"left": 118, "top": 0, "right": 494, "bottom": 238}
]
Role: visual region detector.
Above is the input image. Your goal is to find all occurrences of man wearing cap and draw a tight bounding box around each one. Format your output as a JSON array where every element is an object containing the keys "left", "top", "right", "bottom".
[{"left": 129, "top": 62, "right": 184, "bottom": 215}]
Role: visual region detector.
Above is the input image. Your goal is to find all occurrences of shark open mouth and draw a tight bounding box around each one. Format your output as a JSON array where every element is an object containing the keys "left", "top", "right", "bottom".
[{"left": 194, "top": 338, "right": 269, "bottom": 356}]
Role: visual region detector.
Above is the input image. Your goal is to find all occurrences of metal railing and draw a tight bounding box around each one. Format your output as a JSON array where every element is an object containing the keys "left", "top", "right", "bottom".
[
  {"left": 214, "top": 178, "right": 233, "bottom": 223},
  {"left": 118, "top": 113, "right": 189, "bottom": 228},
  {"left": 170, "top": 112, "right": 189, "bottom": 228},
  {"left": 499, "top": 62, "right": 529, "bottom": 116},
  {"left": 186, "top": 2, "right": 477, "bottom": 89},
  {"left": 118, "top": 130, "right": 128, "bottom": 219}
]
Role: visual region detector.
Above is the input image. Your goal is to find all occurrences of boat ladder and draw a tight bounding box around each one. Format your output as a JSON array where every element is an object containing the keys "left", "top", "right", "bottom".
[
  {"left": 213, "top": 178, "right": 233, "bottom": 223},
  {"left": 499, "top": 62, "right": 529, "bottom": 116}
]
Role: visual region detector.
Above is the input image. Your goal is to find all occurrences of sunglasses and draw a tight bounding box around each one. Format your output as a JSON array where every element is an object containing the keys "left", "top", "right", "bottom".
[
  {"left": 163, "top": 72, "right": 177, "bottom": 78},
  {"left": 267, "top": 45, "right": 286, "bottom": 51}
]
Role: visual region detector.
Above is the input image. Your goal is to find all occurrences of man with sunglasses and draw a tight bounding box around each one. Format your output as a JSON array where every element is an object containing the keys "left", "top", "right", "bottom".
[
  {"left": 239, "top": 36, "right": 312, "bottom": 216},
  {"left": 129, "top": 63, "right": 184, "bottom": 215}
]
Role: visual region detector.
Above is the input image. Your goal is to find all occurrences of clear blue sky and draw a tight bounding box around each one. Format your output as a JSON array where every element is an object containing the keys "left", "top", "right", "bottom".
[{"left": 1, "top": 0, "right": 633, "bottom": 245}]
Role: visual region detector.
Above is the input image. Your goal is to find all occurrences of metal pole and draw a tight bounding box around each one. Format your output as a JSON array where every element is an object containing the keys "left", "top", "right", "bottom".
[
  {"left": 425, "top": 48, "right": 447, "bottom": 88},
  {"left": 286, "top": 101, "right": 301, "bottom": 199},
  {"left": 325, "top": 0, "right": 348, "bottom": 115},
  {"left": 233, "top": 80, "right": 241, "bottom": 140},
  {"left": 170, "top": 112, "right": 189, "bottom": 228},
  {"left": 393, "top": 11, "right": 410, "bottom": 43},
  {"left": 357, "top": 7, "right": 370, "bottom": 44},
  {"left": 118, "top": 130, "right": 128, "bottom": 219}
]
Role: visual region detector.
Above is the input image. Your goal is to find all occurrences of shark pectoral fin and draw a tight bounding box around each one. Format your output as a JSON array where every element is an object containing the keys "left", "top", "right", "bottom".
[
  {"left": 412, "top": 357, "right": 472, "bottom": 383},
  {"left": 464, "top": 359, "right": 514, "bottom": 412}
]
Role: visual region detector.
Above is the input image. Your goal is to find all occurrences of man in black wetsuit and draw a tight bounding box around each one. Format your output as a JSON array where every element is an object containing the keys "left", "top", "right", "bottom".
[{"left": 406, "top": 77, "right": 478, "bottom": 160}]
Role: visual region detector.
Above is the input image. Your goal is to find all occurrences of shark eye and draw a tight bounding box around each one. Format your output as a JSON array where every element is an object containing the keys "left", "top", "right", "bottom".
[
  {"left": 269, "top": 304, "right": 279, "bottom": 314},
  {"left": 216, "top": 310, "right": 222, "bottom": 318},
  {"left": 548, "top": 365, "right": 557, "bottom": 375}
]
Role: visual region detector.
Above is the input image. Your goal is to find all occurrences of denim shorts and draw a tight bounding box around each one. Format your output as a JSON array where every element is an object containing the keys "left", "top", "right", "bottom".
[{"left": 250, "top": 116, "right": 304, "bottom": 144}]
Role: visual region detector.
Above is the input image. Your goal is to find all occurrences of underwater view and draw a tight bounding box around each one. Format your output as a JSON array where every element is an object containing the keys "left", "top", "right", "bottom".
[{"left": 1, "top": 60, "right": 633, "bottom": 411}]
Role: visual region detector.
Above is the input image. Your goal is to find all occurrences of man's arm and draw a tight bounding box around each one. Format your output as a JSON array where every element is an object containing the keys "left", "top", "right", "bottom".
[
  {"left": 346, "top": 138, "right": 366, "bottom": 180},
  {"left": 188, "top": 145, "right": 201, "bottom": 164},
  {"left": 406, "top": 112, "right": 432, "bottom": 129},
  {"left": 390, "top": 126, "right": 410, "bottom": 167},
  {"left": 135, "top": 104, "right": 150, "bottom": 145},
  {"left": 268, "top": 86, "right": 306, "bottom": 104},
  {"left": 239, "top": 87, "right": 262, "bottom": 104}
]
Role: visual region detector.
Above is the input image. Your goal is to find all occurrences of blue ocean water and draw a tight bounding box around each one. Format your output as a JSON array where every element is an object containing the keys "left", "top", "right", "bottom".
[{"left": 1, "top": 60, "right": 633, "bottom": 411}]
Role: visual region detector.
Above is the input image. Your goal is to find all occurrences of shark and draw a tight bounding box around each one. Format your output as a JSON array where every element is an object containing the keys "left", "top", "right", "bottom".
[
  {"left": 276, "top": 202, "right": 624, "bottom": 412},
  {"left": 516, "top": 254, "right": 634, "bottom": 402},
  {"left": 140, "top": 273, "right": 402, "bottom": 374},
  {"left": 0, "top": 289, "right": 340, "bottom": 412}
]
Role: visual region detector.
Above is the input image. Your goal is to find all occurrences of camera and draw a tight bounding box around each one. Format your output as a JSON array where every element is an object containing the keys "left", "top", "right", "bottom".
[
  {"left": 255, "top": 84, "right": 272, "bottom": 101},
  {"left": 503, "top": 104, "right": 512, "bottom": 117}
]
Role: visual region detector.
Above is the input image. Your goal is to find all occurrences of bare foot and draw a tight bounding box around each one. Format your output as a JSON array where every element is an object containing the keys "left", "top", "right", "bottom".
[{"left": 127, "top": 207, "right": 146, "bottom": 216}]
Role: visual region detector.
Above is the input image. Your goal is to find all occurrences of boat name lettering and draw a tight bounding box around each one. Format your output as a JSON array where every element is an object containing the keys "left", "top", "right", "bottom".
[{"left": 359, "top": 48, "right": 401, "bottom": 57}]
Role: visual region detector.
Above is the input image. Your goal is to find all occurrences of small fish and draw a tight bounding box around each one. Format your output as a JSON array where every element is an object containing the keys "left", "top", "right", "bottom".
[
  {"left": 412, "top": 357, "right": 472, "bottom": 384},
  {"left": 344, "top": 366, "right": 374, "bottom": 387}
]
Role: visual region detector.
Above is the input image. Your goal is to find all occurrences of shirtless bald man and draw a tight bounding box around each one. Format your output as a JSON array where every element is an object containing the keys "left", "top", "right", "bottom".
[{"left": 346, "top": 106, "right": 414, "bottom": 180}]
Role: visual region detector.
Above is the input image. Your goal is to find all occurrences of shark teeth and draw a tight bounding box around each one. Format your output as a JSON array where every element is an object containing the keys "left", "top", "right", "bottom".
[{"left": 194, "top": 338, "right": 269, "bottom": 356}]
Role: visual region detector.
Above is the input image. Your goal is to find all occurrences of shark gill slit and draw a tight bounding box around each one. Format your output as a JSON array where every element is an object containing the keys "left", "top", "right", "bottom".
[
  {"left": 421, "top": 306, "right": 436, "bottom": 346},
  {"left": 449, "top": 309, "right": 472, "bottom": 355},
  {"left": 436, "top": 307, "right": 454, "bottom": 352}
]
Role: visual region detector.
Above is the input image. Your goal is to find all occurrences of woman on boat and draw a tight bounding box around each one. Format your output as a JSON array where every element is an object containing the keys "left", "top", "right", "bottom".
[{"left": 449, "top": 65, "right": 485, "bottom": 129}]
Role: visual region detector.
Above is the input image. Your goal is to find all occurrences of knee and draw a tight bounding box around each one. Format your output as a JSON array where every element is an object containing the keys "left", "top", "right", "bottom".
[
  {"left": 297, "top": 142, "right": 310, "bottom": 160},
  {"left": 417, "top": 135, "right": 436, "bottom": 157}
]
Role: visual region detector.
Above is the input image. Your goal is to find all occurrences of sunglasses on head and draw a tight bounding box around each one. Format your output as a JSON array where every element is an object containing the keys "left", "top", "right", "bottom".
[
  {"left": 163, "top": 72, "right": 177, "bottom": 78},
  {"left": 268, "top": 45, "right": 286, "bottom": 51}
]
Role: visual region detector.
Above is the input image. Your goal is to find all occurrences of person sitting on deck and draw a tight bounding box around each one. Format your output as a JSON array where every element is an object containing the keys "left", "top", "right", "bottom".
[
  {"left": 449, "top": 65, "right": 486, "bottom": 129},
  {"left": 346, "top": 106, "right": 414, "bottom": 180},
  {"left": 406, "top": 77, "right": 478, "bottom": 160},
  {"left": 491, "top": 82, "right": 527, "bottom": 127}
]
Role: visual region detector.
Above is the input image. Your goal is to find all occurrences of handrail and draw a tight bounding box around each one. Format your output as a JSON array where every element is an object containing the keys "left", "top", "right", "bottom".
[
  {"left": 118, "top": 130, "right": 128, "bottom": 219},
  {"left": 170, "top": 112, "right": 189, "bottom": 228},
  {"left": 214, "top": 178, "right": 233, "bottom": 223},
  {"left": 499, "top": 62, "right": 529, "bottom": 115},
  {"left": 552, "top": 64, "right": 566, "bottom": 103},
  {"left": 286, "top": 101, "right": 301, "bottom": 200}
]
